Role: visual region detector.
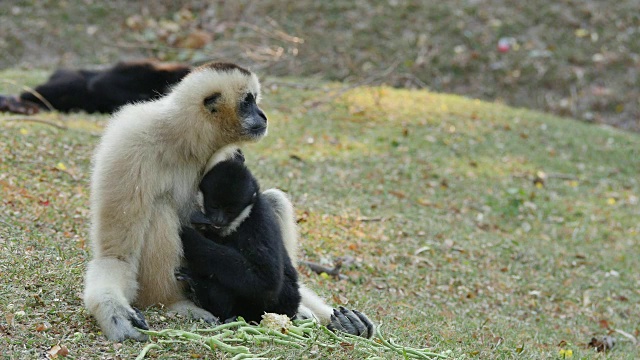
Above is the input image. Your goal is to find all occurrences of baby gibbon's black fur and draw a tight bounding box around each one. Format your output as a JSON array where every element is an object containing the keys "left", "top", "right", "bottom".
[
  {"left": 18, "top": 60, "right": 191, "bottom": 113},
  {"left": 179, "top": 159, "right": 301, "bottom": 323}
]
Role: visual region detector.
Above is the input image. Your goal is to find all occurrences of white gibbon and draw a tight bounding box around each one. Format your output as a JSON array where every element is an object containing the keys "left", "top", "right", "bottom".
[{"left": 84, "top": 62, "right": 372, "bottom": 342}]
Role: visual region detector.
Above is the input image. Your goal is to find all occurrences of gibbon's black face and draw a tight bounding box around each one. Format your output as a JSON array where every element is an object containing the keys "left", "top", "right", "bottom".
[
  {"left": 238, "top": 92, "right": 268, "bottom": 138},
  {"left": 201, "top": 90, "right": 267, "bottom": 140},
  {"left": 199, "top": 159, "right": 259, "bottom": 229},
  {"left": 174, "top": 62, "right": 267, "bottom": 143}
]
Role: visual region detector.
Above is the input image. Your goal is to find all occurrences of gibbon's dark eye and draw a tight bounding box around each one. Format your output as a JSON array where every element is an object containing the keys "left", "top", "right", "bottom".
[
  {"left": 239, "top": 93, "right": 257, "bottom": 115},
  {"left": 203, "top": 93, "right": 221, "bottom": 112}
]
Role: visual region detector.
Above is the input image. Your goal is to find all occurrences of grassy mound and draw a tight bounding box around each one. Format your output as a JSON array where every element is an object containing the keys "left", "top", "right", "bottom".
[{"left": 1, "top": 71, "right": 638, "bottom": 359}]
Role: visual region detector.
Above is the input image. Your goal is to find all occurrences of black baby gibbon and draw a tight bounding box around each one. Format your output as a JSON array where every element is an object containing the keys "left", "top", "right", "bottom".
[{"left": 179, "top": 159, "right": 301, "bottom": 323}]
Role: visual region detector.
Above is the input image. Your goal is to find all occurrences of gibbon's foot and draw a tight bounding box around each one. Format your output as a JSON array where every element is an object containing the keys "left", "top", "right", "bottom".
[
  {"left": 0, "top": 95, "right": 40, "bottom": 115},
  {"left": 168, "top": 299, "right": 220, "bottom": 324},
  {"left": 328, "top": 307, "right": 375, "bottom": 338},
  {"left": 103, "top": 306, "right": 149, "bottom": 342},
  {"left": 130, "top": 307, "right": 150, "bottom": 330}
]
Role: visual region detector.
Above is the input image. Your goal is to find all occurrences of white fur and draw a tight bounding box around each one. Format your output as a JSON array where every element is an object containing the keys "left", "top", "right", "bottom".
[
  {"left": 220, "top": 204, "right": 253, "bottom": 237},
  {"left": 261, "top": 188, "right": 333, "bottom": 322},
  {"left": 84, "top": 63, "right": 335, "bottom": 341},
  {"left": 297, "top": 284, "right": 334, "bottom": 323},
  {"left": 84, "top": 64, "right": 266, "bottom": 341},
  {"left": 204, "top": 144, "right": 241, "bottom": 174}
]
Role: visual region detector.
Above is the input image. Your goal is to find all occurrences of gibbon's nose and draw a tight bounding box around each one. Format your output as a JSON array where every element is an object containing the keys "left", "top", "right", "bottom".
[
  {"left": 208, "top": 213, "right": 228, "bottom": 229},
  {"left": 249, "top": 110, "right": 268, "bottom": 133},
  {"left": 257, "top": 109, "right": 267, "bottom": 123}
]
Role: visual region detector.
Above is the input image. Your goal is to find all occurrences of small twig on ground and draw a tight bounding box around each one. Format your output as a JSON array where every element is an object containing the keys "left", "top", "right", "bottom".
[
  {"left": 263, "top": 79, "right": 319, "bottom": 90},
  {"left": 356, "top": 216, "right": 384, "bottom": 222},
  {"left": 3, "top": 116, "right": 68, "bottom": 130},
  {"left": 237, "top": 20, "right": 304, "bottom": 44},
  {"left": 300, "top": 259, "right": 347, "bottom": 280},
  {"left": 614, "top": 329, "right": 637, "bottom": 345},
  {"left": 3, "top": 116, "right": 102, "bottom": 138},
  {"left": 0, "top": 79, "right": 54, "bottom": 111},
  {"left": 546, "top": 172, "right": 579, "bottom": 180}
]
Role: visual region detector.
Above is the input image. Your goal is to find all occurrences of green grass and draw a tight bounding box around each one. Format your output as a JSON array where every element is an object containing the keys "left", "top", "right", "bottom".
[{"left": 1, "top": 72, "right": 639, "bottom": 359}]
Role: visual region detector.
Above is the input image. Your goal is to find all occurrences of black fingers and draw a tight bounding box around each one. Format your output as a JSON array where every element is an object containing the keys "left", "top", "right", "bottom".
[
  {"left": 129, "top": 307, "right": 149, "bottom": 330},
  {"left": 233, "top": 149, "right": 245, "bottom": 163},
  {"left": 339, "top": 306, "right": 367, "bottom": 337},
  {"left": 327, "top": 307, "right": 375, "bottom": 338},
  {"left": 209, "top": 316, "right": 222, "bottom": 325},
  {"left": 175, "top": 267, "right": 193, "bottom": 281},
  {"left": 352, "top": 309, "right": 374, "bottom": 339},
  {"left": 330, "top": 308, "right": 358, "bottom": 334},
  {"left": 223, "top": 316, "right": 238, "bottom": 324},
  {"left": 327, "top": 309, "right": 349, "bottom": 333},
  {"left": 328, "top": 313, "right": 346, "bottom": 333}
]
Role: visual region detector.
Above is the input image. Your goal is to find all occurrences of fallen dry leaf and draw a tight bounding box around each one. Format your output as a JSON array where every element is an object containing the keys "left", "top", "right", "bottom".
[
  {"left": 47, "top": 345, "right": 69, "bottom": 358},
  {"left": 389, "top": 190, "right": 406, "bottom": 199}
]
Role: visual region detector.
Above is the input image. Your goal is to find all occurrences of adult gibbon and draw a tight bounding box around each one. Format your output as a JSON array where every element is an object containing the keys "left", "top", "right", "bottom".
[
  {"left": 84, "top": 62, "right": 266, "bottom": 341},
  {"left": 84, "top": 62, "right": 373, "bottom": 342},
  {"left": 178, "top": 158, "right": 301, "bottom": 323},
  {"left": 17, "top": 60, "right": 191, "bottom": 113}
]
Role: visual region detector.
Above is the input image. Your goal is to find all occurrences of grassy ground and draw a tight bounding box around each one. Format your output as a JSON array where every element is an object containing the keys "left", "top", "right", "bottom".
[
  {"left": 1, "top": 71, "right": 639, "bottom": 359},
  {"left": 1, "top": 1, "right": 639, "bottom": 131}
]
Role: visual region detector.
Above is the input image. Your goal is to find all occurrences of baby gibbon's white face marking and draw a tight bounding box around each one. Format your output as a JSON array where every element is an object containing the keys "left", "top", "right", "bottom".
[{"left": 220, "top": 204, "right": 254, "bottom": 237}]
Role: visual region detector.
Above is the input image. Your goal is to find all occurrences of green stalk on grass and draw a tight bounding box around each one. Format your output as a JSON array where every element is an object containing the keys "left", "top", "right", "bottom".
[{"left": 136, "top": 317, "right": 447, "bottom": 359}]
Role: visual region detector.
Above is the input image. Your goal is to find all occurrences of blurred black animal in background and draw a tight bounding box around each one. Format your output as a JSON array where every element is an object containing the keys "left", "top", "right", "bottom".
[{"left": 0, "top": 60, "right": 191, "bottom": 114}]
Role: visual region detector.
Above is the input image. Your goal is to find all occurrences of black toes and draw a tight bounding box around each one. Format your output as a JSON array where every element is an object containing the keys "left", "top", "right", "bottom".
[
  {"left": 328, "top": 311, "right": 347, "bottom": 333},
  {"left": 339, "top": 307, "right": 366, "bottom": 337},
  {"left": 175, "top": 267, "right": 192, "bottom": 280},
  {"left": 129, "top": 307, "right": 149, "bottom": 330},
  {"left": 327, "top": 307, "right": 375, "bottom": 338},
  {"left": 331, "top": 308, "right": 357, "bottom": 334},
  {"left": 202, "top": 314, "right": 221, "bottom": 325},
  {"left": 352, "top": 310, "right": 374, "bottom": 338},
  {"left": 223, "top": 316, "right": 237, "bottom": 324},
  {"left": 233, "top": 149, "right": 245, "bottom": 163}
]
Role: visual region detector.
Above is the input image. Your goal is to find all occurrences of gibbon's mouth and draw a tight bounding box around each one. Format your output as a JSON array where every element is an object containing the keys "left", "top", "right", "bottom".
[{"left": 246, "top": 125, "right": 267, "bottom": 138}]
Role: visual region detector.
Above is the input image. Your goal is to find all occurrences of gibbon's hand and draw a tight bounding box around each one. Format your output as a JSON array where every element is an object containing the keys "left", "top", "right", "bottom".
[
  {"left": 327, "top": 306, "right": 375, "bottom": 338},
  {"left": 175, "top": 267, "right": 197, "bottom": 294},
  {"left": 232, "top": 148, "right": 245, "bottom": 163}
]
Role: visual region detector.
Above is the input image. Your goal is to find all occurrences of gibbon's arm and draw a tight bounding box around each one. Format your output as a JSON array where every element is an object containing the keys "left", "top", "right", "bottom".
[{"left": 181, "top": 227, "right": 283, "bottom": 297}]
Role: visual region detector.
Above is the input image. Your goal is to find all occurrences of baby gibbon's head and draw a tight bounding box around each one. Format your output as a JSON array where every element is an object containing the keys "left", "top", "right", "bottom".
[
  {"left": 199, "top": 158, "right": 259, "bottom": 229},
  {"left": 171, "top": 62, "right": 267, "bottom": 143}
]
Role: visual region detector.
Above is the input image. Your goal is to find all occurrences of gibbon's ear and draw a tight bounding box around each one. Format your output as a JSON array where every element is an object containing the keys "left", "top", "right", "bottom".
[{"left": 203, "top": 92, "right": 222, "bottom": 113}]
